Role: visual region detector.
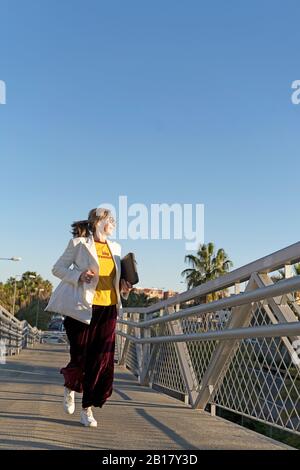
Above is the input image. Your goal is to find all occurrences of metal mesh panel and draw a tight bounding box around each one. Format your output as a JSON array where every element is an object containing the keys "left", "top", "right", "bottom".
[
  {"left": 152, "top": 323, "right": 186, "bottom": 394},
  {"left": 181, "top": 310, "right": 231, "bottom": 384},
  {"left": 152, "top": 344, "right": 186, "bottom": 394},
  {"left": 115, "top": 315, "right": 140, "bottom": 376},
  {"left": 151, "top": 310, "right": 231, "bottom": 395},
  {"left": 212, "top": 302, "right": 300, "bottom": 434},
  {"left": 125, "top": 340, "right": 139, "bottom": 376}
]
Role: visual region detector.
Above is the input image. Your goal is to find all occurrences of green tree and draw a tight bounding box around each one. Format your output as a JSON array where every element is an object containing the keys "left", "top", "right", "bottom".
[
  {"left": 181, "top": 242, "right": 233, "bottom": 302},
  {"left": 122, "top": 291, "right": 160, "bottom": 308},
  {"left": 0, "top": 271, "right": 53, "bottom": 329}
]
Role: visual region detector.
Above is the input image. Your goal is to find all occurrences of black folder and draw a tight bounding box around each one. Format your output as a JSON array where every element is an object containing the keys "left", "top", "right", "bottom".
[{"left": 120, "top": 252, "right": 139, "bottom": 285}]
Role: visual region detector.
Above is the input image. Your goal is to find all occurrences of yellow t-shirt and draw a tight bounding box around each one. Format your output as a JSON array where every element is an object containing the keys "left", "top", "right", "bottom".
[{"left": 93, "top": 241, "right": 117, "bottom": 306}]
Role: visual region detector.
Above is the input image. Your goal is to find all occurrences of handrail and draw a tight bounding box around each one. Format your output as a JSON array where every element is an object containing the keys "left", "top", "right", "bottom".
[
  {"left": 0, "top": 303, "right": 42, "bottom": 354},
  {"left": 122, "top": 241, "right": 300, "bottom": 315},
  {"left": 118, "top": 276, "right": 300, "bottom": 329},
  {"left": 115, "top": 242, "right": 300, "bottom": 437},
  {"left": 117, "top": 321, "right": 300, "bottom": 344}
]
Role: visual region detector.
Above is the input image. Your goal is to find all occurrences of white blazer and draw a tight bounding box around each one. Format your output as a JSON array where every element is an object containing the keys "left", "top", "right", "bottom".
[{"left": 44, "top": 234, "right": 125, "bottom": 324}]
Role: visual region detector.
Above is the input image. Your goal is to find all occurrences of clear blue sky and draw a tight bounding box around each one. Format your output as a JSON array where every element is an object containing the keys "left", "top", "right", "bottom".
[{"left": 0, "top": 0, "right": 299, "bottom": 292}]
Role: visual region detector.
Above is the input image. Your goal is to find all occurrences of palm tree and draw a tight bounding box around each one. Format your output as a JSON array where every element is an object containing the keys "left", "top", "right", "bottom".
[
  {"left": 0, "top": 271, "right": 52, "bottom": 320},
  {"left": 181, "top": 242, "right": 233, "bottom": 302}
]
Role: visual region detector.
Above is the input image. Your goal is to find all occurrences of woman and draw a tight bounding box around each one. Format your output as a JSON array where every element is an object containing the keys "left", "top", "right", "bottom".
[{"left": 45, "top": 207, "right": 132, "bottom": 427}]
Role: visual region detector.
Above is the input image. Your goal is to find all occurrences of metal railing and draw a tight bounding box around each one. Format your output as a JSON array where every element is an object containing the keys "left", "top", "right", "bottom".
[
  {"left": 0, "top": 303, "right": 42, "bottom": 356},
  {"left": 41, "top": 330, "right": 68, "bottom": 345},
  {"left": 115, "top": 241, "right": 300, "bottom": 436}
]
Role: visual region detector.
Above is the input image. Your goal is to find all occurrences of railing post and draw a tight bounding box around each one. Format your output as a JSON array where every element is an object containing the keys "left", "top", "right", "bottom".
[
  {"left": 235, "top": 282, "right": 240, "bottom": 295},
  {"left": 116, "top": 310, "right": 126, "bottom": 365},
  {"left": 140, "top": 312, "right": 152, "bottom": 383},
  {"left": 284, "top": 264, "right": 293, "bottom": 279},
  {"left": 139, "top": 308, "right": 164, "bottom": 386},
  {"left": 118, "top": 310, "right": 135, "bottom": 367}
]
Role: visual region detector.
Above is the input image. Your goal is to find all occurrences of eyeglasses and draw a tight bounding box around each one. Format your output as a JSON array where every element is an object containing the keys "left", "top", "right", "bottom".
[{"left": 107, "top": 217, "right": 116, "bottom": 226}]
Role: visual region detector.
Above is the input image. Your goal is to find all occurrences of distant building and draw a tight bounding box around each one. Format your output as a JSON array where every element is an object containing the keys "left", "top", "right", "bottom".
[{"left": 131, "top": 287, "right": 179, "bottom": 300}]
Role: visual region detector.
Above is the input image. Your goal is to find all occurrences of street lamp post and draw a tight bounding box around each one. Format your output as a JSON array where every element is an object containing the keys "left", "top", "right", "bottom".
[
  {"left": 35, "top": 288, "right": 45, "bottom": 329},
  {"left": 12, "top": 276, "right": 19, "bottom": 316},
  {"left": 12, "top": 274, "right": 25, "bottom": 316}
]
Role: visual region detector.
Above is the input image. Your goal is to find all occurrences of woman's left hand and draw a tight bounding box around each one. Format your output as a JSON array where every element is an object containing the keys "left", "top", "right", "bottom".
[{"left": 120, "top": 278, "right": 133, "bottom": 293}]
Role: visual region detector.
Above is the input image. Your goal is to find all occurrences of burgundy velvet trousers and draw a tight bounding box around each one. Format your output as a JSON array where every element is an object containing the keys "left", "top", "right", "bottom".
[{"left": 61, "top": 304, "right": 117, "bottom": 408}]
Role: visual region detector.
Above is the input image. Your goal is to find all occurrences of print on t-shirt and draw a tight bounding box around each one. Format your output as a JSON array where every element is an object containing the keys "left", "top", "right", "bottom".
[{"left": 93, "top": 241, "right": 117, "bottom": 306}]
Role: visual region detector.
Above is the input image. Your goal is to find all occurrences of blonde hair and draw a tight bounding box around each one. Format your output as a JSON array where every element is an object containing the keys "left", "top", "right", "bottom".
[{"left": 71, "top": 207, "right": 113, "bottom": 238}]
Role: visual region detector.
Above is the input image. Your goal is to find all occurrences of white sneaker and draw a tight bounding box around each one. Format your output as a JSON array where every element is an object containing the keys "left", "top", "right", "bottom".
[
  {"left": 63, "top": 387, "right": 75, "bottom": 414},
  {"left": 80, "top": 407, "right": 98, "bottom": 427}
]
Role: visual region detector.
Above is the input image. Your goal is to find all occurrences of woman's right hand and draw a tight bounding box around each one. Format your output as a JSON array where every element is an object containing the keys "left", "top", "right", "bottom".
[{"left": 79, "top": 269, "right": 96, "bottom": 284}]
